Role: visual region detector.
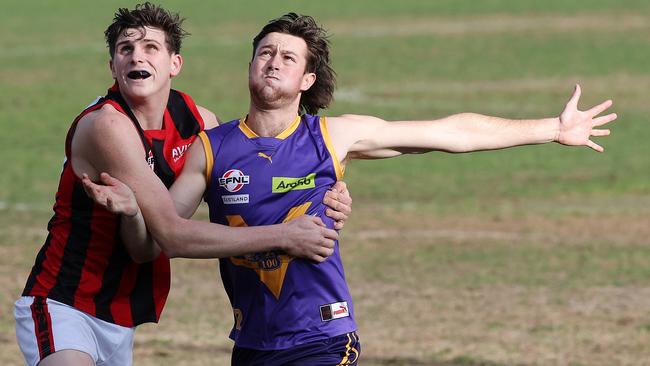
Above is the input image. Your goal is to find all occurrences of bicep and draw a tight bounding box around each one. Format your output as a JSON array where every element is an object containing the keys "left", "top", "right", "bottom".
[
  {"left": 75, "top": 114, "right": 180, "bottom": 228},
  {"left": 328, "top": 114, "right": 471, "bottom": 160},
  {"left": 328, "top": 115, "right": 434, "bottom": 160}
]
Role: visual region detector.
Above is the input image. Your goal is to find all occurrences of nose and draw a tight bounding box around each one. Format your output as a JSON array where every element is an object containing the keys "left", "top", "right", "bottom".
[
  {"left": 130, "top": 45, "right": 146, "bottom": 64},
  {"left": 266, "top": 53, "right": 281, "bottom": 71}
]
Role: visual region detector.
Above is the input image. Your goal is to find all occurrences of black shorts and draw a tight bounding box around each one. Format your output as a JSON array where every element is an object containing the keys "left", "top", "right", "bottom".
[{"left": 232, "top": 332, "right": 361, "bottom": 366}]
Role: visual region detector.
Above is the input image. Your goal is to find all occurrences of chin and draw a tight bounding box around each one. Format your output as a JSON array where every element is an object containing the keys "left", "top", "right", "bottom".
[{"left": 121, "top": 86, "right": 156, "bottom": 101}]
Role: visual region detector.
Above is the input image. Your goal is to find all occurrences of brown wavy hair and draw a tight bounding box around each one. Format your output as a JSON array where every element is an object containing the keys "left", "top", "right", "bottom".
[
  {"left": 104, "top": 2, "right": 189, "bottom": 58},
  {"left": 252, "top": 13, "right": 337, "bottom": 115}
]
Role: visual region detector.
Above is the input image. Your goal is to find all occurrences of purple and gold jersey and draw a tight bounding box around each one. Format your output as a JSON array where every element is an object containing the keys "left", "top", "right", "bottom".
[{"left": 199, "top": 114, "right": 356, "bottom": 350}]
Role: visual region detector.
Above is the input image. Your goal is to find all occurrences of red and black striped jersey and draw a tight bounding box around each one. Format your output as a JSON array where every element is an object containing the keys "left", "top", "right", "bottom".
[{"left": 22, "top": 84, "right": 204, "bottom": 327}]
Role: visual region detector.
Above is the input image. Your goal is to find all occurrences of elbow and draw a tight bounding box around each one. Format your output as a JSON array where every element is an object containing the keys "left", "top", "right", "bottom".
[
  {"left": 129, "top": 251, "right": 159, "bottom": 264},
  {"left": 148, "top": 219, "right": 184, "bottom": 259},
  {"left": 152, "top": 233, "right": 182, "bottom": 259},
  {"left": 131, "top": 256, "right": 149, "bottom": 264},
  {"left": 124, "top": 240, "right": 162, "bottom": 264}
]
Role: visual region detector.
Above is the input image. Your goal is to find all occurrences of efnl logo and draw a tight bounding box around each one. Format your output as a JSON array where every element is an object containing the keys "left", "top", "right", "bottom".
[
  {"left": 272, "top": 173, "right": 316, "bottom": 193},
  {"left": 219, "top": 169, "right": 250, "bottom": 192}
]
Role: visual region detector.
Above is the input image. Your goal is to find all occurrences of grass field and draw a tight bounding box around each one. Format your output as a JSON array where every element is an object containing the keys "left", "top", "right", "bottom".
[{"left": 1, "top": 0, "right": 649, "bottom": 365}]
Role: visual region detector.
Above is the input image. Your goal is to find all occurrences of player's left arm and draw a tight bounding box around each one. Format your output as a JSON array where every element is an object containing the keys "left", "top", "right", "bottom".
[{"left": 326, "top": 84, "right": 616, "bottom": 161}]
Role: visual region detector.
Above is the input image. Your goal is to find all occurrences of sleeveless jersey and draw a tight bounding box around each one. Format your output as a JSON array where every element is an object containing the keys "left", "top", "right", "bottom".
[
  {"left": 22, "top": 84, "right": 204, "bottom": 327},
  {"left": 201, "top": 114, "right": 356, "bottom": 350}
]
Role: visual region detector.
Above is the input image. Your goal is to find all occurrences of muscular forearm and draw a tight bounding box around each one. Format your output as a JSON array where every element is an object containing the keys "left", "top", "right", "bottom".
[
  {"left": 432, "top": 113, "right": 560, "bottom": 153},
  {"left": 146, "top": 214, "right": 287, "bottom": 259},
  {"left": 331, "top": 113, "right": 564, "bottom": 160}
]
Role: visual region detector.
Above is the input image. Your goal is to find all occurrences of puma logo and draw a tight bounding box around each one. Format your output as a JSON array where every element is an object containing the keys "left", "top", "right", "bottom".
[{"left": 258, "top": 152, "right": 273, "bottom": 163}]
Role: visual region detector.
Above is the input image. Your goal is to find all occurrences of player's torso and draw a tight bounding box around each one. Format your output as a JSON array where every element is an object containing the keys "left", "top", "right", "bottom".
[
  {"left": 22, "top": 87, "right": 203, "bottom": 327},
  {"left": 202, "top": 114, "right": 356, "bottom": 350},
  {"left": 205, "top": 115, "right": 338, "bottom": 226}
]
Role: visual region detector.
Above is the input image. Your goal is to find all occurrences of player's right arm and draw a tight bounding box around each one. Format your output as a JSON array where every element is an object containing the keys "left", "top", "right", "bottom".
[
  {"left": 73, "top": 105, "right": 337, "bottom": 261},
  {"left": 325, "top": 85, "right": 616, "bottom": 161}
]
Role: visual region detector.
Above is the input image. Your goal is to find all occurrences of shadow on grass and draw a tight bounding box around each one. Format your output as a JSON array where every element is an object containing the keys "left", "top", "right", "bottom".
[
  {"left": 135, "top": 339, "right": 518, "bottom": 366},
  {"left": 361, "top": 355, "right": 517, "bottom": 366},
  {"left": 135, "top": 339, "right": 232, "bottom": 356}
]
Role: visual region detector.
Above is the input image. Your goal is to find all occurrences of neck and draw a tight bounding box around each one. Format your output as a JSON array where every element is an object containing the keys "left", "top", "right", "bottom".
[
  {"left": 120, "top": 88, "right": 170, "bottom": 130},
  {"left": 246, "top": 101, "right": 301, "bottom": 137}
]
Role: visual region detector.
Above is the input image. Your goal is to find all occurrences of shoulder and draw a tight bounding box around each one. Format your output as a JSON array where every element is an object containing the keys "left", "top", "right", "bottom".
[
  {"left": 76, "top": 104, "right": 137, "bottom": 143},
  {"left": 324, "top": 115, "right": 386, "bottom": 137},
  {"left": 328, "top": 114, "right": 384, "bottom": 124},
  {"left": 197, "top": 105, "right": 220, "bottom": 129},
  {"left": 207, "top": 118, "right": 240, "bottom": 136}
]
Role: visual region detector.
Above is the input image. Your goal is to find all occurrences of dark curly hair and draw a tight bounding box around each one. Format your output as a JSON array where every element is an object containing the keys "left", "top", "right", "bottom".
[
  {"left": 252, "top": 13, "right": 336, "bottom": 115},
  {"left": 104, "top": 2, "right": 189, "bottom": 58}
]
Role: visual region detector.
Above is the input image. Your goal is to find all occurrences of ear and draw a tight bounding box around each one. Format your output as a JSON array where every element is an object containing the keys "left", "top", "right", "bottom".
[
  {"left": 300, "top": 72, "right": 316, "bottom": 92},
  {"left": 109, "top": 59, "right": 116, "bottom": 79},
  {"left": 170, "top": 54, "right": 183, "bottom": 78}
]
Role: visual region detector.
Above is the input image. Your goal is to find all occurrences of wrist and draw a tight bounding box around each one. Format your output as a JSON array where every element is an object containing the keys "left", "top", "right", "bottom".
[
  {"left": 551, "top": 117, "right": 561, "bottom": 143},
  {"left": 273, "top": 223, "right": 289, "bottom": 252}
]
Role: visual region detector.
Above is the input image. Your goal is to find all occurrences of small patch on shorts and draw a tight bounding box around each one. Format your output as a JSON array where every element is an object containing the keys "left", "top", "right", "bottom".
[{"left": 320, "top": 301, "right": 349, "bottom": 321}]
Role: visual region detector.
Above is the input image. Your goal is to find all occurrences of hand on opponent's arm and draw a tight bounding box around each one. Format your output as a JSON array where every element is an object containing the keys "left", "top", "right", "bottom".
[
  {"left": 82, "top": 172, "right": 160, "bottom": 263},
  {"left": 82, "top": 172, "right": 139, "bottom": 217}
]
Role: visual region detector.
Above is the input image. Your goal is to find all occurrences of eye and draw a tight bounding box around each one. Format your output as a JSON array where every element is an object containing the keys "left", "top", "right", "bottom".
[
  {"left": 284, "top": 55, "right": 296, "bottom": 62},
  {"left": 118, "top": 45, "right": 133, "bottom": 54}
]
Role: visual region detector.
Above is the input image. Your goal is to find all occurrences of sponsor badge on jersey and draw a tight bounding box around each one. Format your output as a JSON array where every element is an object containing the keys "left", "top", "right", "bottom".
[
  {"left": 320, "top": 301, "right": 349, "bottom": 321},
  {"left": 222, "top": 194, "right": 249, "bottom": 205},
  {"left": 219, "top": 169, "right": 250, "bottom": 193},
  {"left": 272, "top": 173, "right": 316, "bottom": 193}
]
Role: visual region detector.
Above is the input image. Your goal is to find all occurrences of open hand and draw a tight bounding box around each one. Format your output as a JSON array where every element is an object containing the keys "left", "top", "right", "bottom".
[
  {"left": 558, "top": 84, "right": 617, "bottom": 152},
  {"left": 81, "top": 172, "right": 139, "bottom": 217}
]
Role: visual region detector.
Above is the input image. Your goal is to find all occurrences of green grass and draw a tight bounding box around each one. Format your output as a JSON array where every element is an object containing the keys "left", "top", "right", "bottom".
[
  {"left": 2, "top": 1, "right": 650, "bottom": 365},
  {"left": 358, "top": 238, "right": 650, "bottom": 288},
  {"left": 1, "top": 0, "right": 647, "bottom": 206}
]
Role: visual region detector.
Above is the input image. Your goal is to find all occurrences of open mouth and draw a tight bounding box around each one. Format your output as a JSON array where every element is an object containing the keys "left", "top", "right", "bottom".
[{"left": 127, "top": 70, "right": 152, "bottom": 80}]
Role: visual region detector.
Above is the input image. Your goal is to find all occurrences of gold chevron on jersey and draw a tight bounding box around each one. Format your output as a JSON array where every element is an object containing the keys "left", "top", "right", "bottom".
[
  {"left": 225, "top": 202, "right": 311, "bottom": 299},
  {"left": 229, "top": 252, "right": 293, "bottom": 299}
]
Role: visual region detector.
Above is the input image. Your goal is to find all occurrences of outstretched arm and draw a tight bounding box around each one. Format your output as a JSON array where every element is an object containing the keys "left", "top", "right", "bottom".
[{"left": 326, "top": 84, "right": 616, "bottom": 161}]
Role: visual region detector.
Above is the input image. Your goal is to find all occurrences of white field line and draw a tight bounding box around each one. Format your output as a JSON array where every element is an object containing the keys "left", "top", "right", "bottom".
[
  {"left": 0, "top": 201, "right": 51, "bottom": 212},
  {"left": 328, "top": 13, "right": 650, "bottom": 38},
  {"left": 4, "top": 12, "right": 648, "bottom": 59},
  {"left": 337, "top": 73, "right": 650, "bottom": 96}
]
